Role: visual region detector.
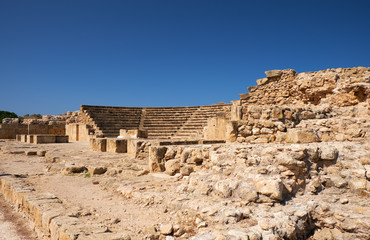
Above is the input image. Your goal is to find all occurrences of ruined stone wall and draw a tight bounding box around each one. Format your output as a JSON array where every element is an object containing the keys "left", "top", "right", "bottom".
[
  {"left": 65, "top": 110, "right": 95, "bottom": 126},
  {"left": 234, "top": 104, "right": 369, "bottom": 144},
  {"left": 228, "top": 67, "right": 370, "bottom": 144},
  {"left": 240, "top": 67, "right": 369, "bottom": 107}
]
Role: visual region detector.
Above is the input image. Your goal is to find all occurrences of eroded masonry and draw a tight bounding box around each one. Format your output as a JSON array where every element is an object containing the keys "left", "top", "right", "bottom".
[{"left": 0, "top": 67, "right": 369, "bottom": 240}]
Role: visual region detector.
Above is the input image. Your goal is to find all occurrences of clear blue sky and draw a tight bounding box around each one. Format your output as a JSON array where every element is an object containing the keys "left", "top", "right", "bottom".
[{"left": 1, "top": 0, "right": 369, "bottom": 115}]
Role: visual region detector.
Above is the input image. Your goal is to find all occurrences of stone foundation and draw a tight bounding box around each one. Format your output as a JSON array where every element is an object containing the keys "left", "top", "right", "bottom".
[
  {"left": 106, "top": 138, "right": 127, "bottom": 153},
  {"left": 17, "top": 134, "right": 69, "bottom": 144}
]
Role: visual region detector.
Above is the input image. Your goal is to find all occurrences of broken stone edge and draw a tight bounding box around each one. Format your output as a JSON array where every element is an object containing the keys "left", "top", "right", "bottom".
[{"left": 0, "top": 175, "right": 128, "bottom": 240}]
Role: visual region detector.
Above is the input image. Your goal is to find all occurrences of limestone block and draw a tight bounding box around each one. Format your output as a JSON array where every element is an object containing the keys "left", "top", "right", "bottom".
[
  {"left": 27, "top": 135, "right": 34, "bottom": 144},
  {"left": 231, "top": 104, "right": 242, "bottom": 121},
  {"left": 265, "top": 70, "right": 282, "bottom": 79},
  {"left": 20, "top": 134, "right": 27, "bottom": 143},
  {"left": 187, "top": 149, "right": 204, "bottom": 164},
  {"left": 160, "top": 223, "right": 173, "bottom": 235},
  {"left": 165, "top": 159, "right": 180, "bottom": 176},
  {"left": 55, "top": 135, "right": 69, "bottom": 143},
  {"left": 328, "top": 176, "right": 347, "bottom": 188},
  {"left": 349, "top": 178, "right": 367, "bottom": 192},
  {"left": 49, "top": 215, "right": 80, "bottom": 240},
  {"left": 180, "top": 165, "right": 194, "bottom": 176},
  {"left": 62, "top": 163, "right": 87, "bottom": 174},
  {"left": 127, "top": 139, "right": 156, "bottom": 158},
  {"left": 90, "top": 138, "right": 107, "bottom": 152},
  {"left": 149, "top": 146, "right": 168, "bottom": 172},
  {"left": 256, "top": 78, "right": 268, "bottom": 85},
  {"left": 88, "top": 166, "right": 107, "bottom": 175},
  {"left": 65, "top": 124, "right": 78, "bottom": 141},
  {"left": 203, "top": 117, "right": 237, "bottom": 142},
  {"left": 214, "top": 180, "right": 237, "bottom": 198},
  {"left": 34, "top": 135, "right": 56, "bottom": 144},
  {"left": 301, "top": 111, "right": 316, "bottom": 119},
  {"left": 15, "top": 135, "right": 22, "bottom": 142},
  {"left": 239, "top": 93, "right": 250, "bottom": 100},
  {"left": 260, "top": 128, "right": 274, "bottom": 134},
  {"left": 25, "top": 151, "right": 37, "bottom": 156},
  {"left": 119, "top": 129, "right": 148, "bottom": 138},
  {"left": 276, "top": 152, "right": 306, "bottom": 168},
  {"left": 107, "top": 138, "right": 127, "bottom": 153},
  {"left": 239, "top": 129, "right": 252, "bottom": 138},
  {"left": 41, "top": 207, "right": 65, "bottom": 234},
  {"left": 254, "top": 177, "right": 283, "bottom": 201},
  {"left": 37, "top": 150, "right": 47, "bottom": 156},
  {"left": 235, "top": 182, "right": 258, "bottom": 203},
  {"left": 286, "top": 129, "right": 319, "bottom": 143},
  {"left": 319, "top": 147, "right": 338, "bottom": 161}
]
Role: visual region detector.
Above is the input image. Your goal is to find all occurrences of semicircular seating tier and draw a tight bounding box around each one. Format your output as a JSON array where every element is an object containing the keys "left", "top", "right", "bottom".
[{"left": 81, "top": 104, "right": 230, "bottom": 139}]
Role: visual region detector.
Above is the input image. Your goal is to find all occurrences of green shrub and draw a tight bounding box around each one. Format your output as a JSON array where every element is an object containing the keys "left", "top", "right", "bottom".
[{"left": 0, "top": 111, "right": 18, "bottom": 123}]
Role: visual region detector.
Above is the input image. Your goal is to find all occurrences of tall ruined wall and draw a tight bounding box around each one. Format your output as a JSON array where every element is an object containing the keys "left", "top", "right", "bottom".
[
  {"left": 221, "top": 67, "right": 370, "bottom": 143},
  {"left": 240, "top": 67, "right": 369, "bottom": 107},
  {"left": 64, "top": 110, "right": 96, "bottom": 141}
]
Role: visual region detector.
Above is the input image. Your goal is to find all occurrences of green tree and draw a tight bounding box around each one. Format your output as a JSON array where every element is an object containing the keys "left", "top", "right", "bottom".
[{"left": 0, "top": 111, "right": 18, "bottom": 123}]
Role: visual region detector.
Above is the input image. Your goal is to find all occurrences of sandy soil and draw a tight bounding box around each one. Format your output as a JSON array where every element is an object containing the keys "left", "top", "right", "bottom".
[{"left": 0, "top": 192, "right": 38, "bottom": 240}]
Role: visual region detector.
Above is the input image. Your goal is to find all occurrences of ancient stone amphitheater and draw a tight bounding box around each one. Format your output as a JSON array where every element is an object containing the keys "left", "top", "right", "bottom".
[
  {"left": 0, "top": 67, "right": 369, "bottom": 240},
  {"left": 80, "top": 104, "right": 230, "bottom": 139}
]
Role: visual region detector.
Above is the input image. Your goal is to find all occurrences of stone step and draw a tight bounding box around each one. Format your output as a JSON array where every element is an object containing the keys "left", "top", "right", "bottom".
[
  {"left": 180, "top": 127, "right": 204, "bottom": 131},
  {"left": 97, "top": 122, "right": 141, "bottom": 126},
  {"left": 92, "top": 115, "right": 140, "bottom": 118},
  {"left": 143, "top": 118, "right": 189, "bottom": 122},
  {"left": 97, "top": 122, "right": 140, "bottom": 125},
  {"left": 92, "top": 119, "right": 141, "bottom": 122},
  {"left": 101, "top": 127, "right": 137, "bottom": 131},
  {"left": 94, "top": 119, "right": 141, "bottom": 123},
  {"left": 148, "top": 128, "right": 179, "bottom": 131},
  {"left": 145, "top": 107, "right": 199, "bottom": 111},
  {"left": 143, "top": 122, "right": 186, "bottom": 126},
  {"left": 144, "top": 127, "right": 181, "bottom": 131},
  {"left": 142, "top": 123, "right": 186, "bottom": 127},
  {"left": 85, "top": 111, "right": 142, "bottom": 114},
  {"left": 144, "top": 114, "right": 192, "bottom": 118}
]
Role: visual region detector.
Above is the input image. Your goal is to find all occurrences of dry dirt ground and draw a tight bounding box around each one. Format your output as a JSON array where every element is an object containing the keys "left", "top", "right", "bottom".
[
  {"left": 0, "top": 141, "right": 189, "bottom": 239},
  {"left": 0, "top": 140, "right": 369, "bottom": 240},
  {"left": 0, "top": 192, "right": 38, "bottom": 240}
]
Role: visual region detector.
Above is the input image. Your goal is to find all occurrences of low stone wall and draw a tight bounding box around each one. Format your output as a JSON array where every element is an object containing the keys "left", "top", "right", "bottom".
[
  {"left": 0, "top": 123, "right": 65, "bottom": 139},
  {"left": 0, "top": 175, "right": 129, "bottom": 240},
  {"left": 90, "top": 137, "right": 225, "bottom": 160},
  {"left": 17, "top": 134, "right": 69, "bottom": 144},
  {"left": 149, "top": 144, "right": 215, "bottom": 175}
]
